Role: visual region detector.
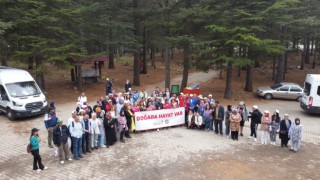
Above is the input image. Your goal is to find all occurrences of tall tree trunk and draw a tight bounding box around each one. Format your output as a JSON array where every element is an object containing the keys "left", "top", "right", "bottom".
[
  {"left": 275, "top": 55, "right": 285, "bottom": 83},
  {"left": 224, "top": 62, "right": 233, "bottom": 99},
  {"left": 150, "top": 45, "right": 156, "bottom": 69},
  {"left": 284, "top": 52, "right": 288, "bottom": 80},
  {"left": 1, "top": 53, "right": 8, "bottom": 66},
  {"left": 272, "top": 56, "right": 276, "bottom": 81},
  {"left": 310, "top": 37, "right": 314, "bottom": 56},
  {"left": 108, "top": 18, "right": 115, "bottom": 69},
  {"left": 142, "top": 23, "right": 147, "bottom": 74},
  {"left": 132, "top": 0, "right": 140, "bottom": 86},
  {"left": 237, "top": 66, "right": 241, "bottom": 77},
  {"left": 219, "top": 61, "right": 223, "bottom": 79},
  {"left": 300, "top": 38, "right": 307, "bottom": 70},
  {"left": 164, "top": 41, "right": 170, "bottom": 89},
  {"left": 305, "top": 36, "right": 310, "bottom": 64},
  {"left": 244, "top": 64, "right": 253, "bottom": 92},
  {"left": 28, "top": 56, "right": 33, "bottom": 69},
  {"left": 181, "top": 43, "right": 189, "bottom": 91},
  {"left": 35, "top": 57, "right": 45, "bottom": 90},
  {"left": 312, "top": 39, "right": 317, "bottom": 69}
]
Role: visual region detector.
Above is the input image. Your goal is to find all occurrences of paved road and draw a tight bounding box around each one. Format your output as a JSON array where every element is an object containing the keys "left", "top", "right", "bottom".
[{"left": 0, "top": 99, "right": 319, "bottom": 179}]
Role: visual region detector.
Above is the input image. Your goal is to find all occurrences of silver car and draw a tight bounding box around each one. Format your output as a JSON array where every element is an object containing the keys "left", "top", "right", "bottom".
[{"left": 256, "top": 82, "right": 303, "bottom": 101}]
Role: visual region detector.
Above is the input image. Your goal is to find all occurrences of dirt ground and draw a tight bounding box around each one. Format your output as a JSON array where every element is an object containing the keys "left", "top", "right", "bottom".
[{"left": 38, "top": 52, "right": 319, "bottom": 107}]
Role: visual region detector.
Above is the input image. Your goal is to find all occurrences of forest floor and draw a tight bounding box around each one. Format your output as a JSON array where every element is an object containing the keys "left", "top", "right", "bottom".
[{"left": 39, "top": 51, "right": 320, "bottom": 106}]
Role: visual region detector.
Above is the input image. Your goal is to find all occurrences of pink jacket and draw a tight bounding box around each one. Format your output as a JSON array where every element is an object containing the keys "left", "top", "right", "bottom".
[{"left": 117, "top": 116, "right": 128, "bottom": 131}]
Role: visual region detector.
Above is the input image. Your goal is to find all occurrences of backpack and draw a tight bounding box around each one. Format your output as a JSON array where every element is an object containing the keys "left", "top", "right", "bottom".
[{"left": 27, "top": 143, "right": 32, "bottom": 153}]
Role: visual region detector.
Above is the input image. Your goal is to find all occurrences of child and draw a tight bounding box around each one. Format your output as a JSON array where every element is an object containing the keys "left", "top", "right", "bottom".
[{"left": 290, "top": 118, "right": 303, "bottom": 152}]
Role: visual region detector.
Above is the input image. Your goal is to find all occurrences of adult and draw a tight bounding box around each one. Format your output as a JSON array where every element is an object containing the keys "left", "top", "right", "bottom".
[
  {"left": 117, "top": 110, "right": 128, "bottom": 143},
  {"left": 53, "top": 119, "right": 72, "bottom": 164},
  {"left": 194, "top": 111, "right": 203, "bottom": 129},
  {"left": 213, "top": 101, "right": 225, "bottom": 135},
  {"left": 237, "top": 101, "right": 249, "bottom": 137},
  {"left": 132, "top": 90, "right": 141, "bottom": 104},
  {"left": 69, "top": 115, "right": 83, "bottom": 160},
  {"left": 82, "top": 114, "right": 91, "bottom": 153},
  {"left": 165, "top": 88, "right": 171, "bottom": 100},
  {"left": 248, "top": 105, "right": 262, "bottom": 142},
  {"left": 44, "top": 107, "right": 58, "bottom": 148},
  {"left": 260, "top": 110, "right": 271, "bottom": 145},
  {"left": 270, "top": 110, "right": 280, "bottom": 145},
  {"left": 290, "top": 118, "right": 303, "bottom": 152},
  {"left": 140, "top": 88, "right": 148, "bottom": 99},
  {"left": 77, "top": 92, "right": 87, "bottom": 106},
  {"left": 188, "top": 94, "right": 198, "bottom": 112},
  {"left": 30, "top": 128, "right": 48, "bottom": 172},
  {"left": 207, "top": 94, "right": 215, "bottom": 104},
  {"left": 187, "top": 110, "right": 195, "bottom": 129},
  {"left": 279, "top": 114, "right": 292, "bottom": 147},
  {"left": 98, "top": 111, "right": 106, "bottom": 148},
  {"left": 163, "top": 99, "right": 172, "bottom": 109},
  {"left": 89, "top": 113, "right": 100, "bottom": 149},
  {"left": 203, "top": 104, "right": 213, "bottom": 131},
  {"left": 229, "top": 109, "right": 241, "bottom": 141},
  {"left": 225, "top": 105, "right": 232, "bottom": 138},
  {"left": 106, "top": 78, "right": 113, "bottom": 95},
  {"left": 125, "top": 79, "right": 132, "bottom": 93},
  {"left": 124, "top": 104, "right": 134, "bottom": 137},
  {"left": 104, "top": 112, "right": 117, "bottom": 148}
]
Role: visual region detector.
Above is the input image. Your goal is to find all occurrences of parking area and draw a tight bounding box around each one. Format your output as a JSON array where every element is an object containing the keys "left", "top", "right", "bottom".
[{"left": 0, "top": 100, "right": 319, "bottom": 179}]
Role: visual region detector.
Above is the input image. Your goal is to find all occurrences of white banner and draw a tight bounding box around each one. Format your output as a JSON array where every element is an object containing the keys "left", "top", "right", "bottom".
[{"left": 135, "top": 107, "right": 185, "bottom": 131}]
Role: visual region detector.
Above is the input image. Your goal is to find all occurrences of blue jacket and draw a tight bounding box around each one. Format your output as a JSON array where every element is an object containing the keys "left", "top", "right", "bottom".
[
  {"left": 188, "top": 98, "right": 198, "bottom": 108},
  {"left": 44, "top": 112, "right": 58, "bottom": 129},
  {"left": 213, "top": 106, "right": 225, "bottom": 120}
]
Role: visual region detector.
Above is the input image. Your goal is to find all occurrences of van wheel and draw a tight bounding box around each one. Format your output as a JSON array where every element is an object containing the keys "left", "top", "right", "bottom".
[
  {"left": 297, "top": 96, "right": 302, "bottom": 102},
  {"left": 6, "top": 108, "right": 15, "bottom": 121},
  {"left": 264, "top": 93, "right": 273, "bottom": 100}
]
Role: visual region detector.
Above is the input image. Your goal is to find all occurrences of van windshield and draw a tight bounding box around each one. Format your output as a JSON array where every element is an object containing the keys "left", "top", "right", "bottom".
[{"left": 5, "top": 81, "right": 41, "bottom": 97}]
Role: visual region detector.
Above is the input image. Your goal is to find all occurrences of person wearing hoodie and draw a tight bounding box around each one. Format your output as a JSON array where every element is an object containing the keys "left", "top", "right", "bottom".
[
  {"left": 260, "top": 110, "right": 271, "bottom": 145},
  {"left": 290, "top": 118, "right": 303, "bottom": 152}
]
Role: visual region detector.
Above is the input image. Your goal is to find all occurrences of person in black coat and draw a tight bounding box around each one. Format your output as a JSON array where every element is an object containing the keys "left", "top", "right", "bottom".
[
  {"left": 125, "top": 79, "right": 132, "bottom": 93},
  {"left": 104, "top": 112, "right": 117, "bottom": 148},
  {"left": 53, "top": 119, "right": 72, "bottom": 163},
  {"left": 249, "top": 105, "right": 262, "bottom": 141},
  {"left": 279, "top": 114, "right": 292, "bottom": 147}
]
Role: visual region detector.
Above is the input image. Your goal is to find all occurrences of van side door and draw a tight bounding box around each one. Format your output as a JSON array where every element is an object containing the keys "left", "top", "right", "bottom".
[{"left": 0, "top": 85, "right": 9, "bottom": 112}]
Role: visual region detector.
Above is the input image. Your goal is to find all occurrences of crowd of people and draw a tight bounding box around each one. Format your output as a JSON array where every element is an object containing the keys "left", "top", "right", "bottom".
[{"left": 28, "top": 78, "right": 303, "bottom": 172}]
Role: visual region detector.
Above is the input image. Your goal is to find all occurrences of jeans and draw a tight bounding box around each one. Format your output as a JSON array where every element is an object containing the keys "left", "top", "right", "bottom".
[
  {"left": 98, "top": 133, "right": 105, "bottom": 147},
  {"left": 225, "top": 125, "right": 230, "bottom": 136},
  {"left": 91, "top": 133, "right": 99, "bottom": 148},
  {"left": 261, "top": 131, "right": 269, "bottom": 144},
  {"left": 209, "top": 119, "right": 213, "bottom": 131},
  {"left": 82, "top": 133, "right": 91, "bottom": 153},
  {"left": 270, "top": 127, "right": 278, "bottom": 142},
  {"left": 214, "top": 120, "right": 223, "bottom": 134},
  {"left": 204, "top": 117, "right": 211, "bottom": 130},
  {"left": 31, "top": 149, "right": 44, "bottom": 170},
  {"left": 57, "top": 143, "right": 70, "bottom": 161},
  {"left": 72, "top": 137, "right": 82, "bottom": 159},
  {"left": 47, "top": 127, "right": 54, "bottom": 146},
  {"left": 250, "top": 123, "right": 258, "bottom": 138}
]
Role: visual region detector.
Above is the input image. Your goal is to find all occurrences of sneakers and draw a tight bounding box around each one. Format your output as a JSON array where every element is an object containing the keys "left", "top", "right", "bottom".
[
  {"left": 248, "top": 136, "right": 252, "bottom": 139},
  {"left": 254, "top": 138, "right": 257, "bottom": 142},
  {"left": 100, "top": 145, "right": 107, "bottom": 148},
  {"left": 67, "top": 158, "right": 73, "bottom": 161},
  {"left": 36, "top": 169, "right": 42, "bottom": 173},
  {"left": 60, "top": 161, "right": 64, "bottom": 164},
  {"left": 43, "top": 166, "right": 48, "bottom": 170}
]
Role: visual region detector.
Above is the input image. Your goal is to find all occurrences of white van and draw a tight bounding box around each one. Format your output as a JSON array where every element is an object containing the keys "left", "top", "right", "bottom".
[
  {"left": 0, "top": 66, "right": 48, "bottom": 120},
  {"left": 301, "top": 74, "right": 320, "bottom": 114}
]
